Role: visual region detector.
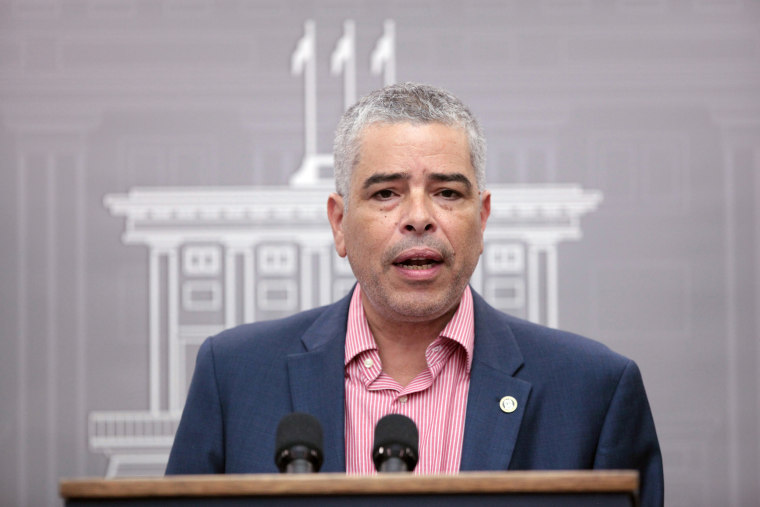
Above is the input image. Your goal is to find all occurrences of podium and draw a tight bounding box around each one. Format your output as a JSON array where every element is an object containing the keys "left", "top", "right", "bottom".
[{"left": 60, "top": 470, "right": 638, "bottom": 506}]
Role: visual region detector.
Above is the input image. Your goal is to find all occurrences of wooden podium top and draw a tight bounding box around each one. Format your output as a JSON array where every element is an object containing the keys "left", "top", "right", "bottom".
[{"left": 61, "top": 470, "right": 638, "bottom": 499}]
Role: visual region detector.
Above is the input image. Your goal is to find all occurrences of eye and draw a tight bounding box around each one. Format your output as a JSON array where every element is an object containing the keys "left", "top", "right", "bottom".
[
  {"left": 372, "top": 189, "right": 396, "bottom": 200},
  {"left": 437, "top": 188, "right": 462, "bottom": 200}
]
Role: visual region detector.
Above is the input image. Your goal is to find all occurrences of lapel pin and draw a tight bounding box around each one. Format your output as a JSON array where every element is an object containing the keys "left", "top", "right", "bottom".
[{"left": 499, "top": 396, "right": 518, "bottom": 413}]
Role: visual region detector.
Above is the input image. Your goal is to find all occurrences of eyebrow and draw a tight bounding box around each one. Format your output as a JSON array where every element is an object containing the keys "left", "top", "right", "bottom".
[
  {"left": 362, "top": 172, "right": 408, "bottom": 189},
  {"left": 361, "top": 172, "right": 474, "bottom": 191},
  {"left": 428, "top": 172, "right": 473, "bottom": 191}
]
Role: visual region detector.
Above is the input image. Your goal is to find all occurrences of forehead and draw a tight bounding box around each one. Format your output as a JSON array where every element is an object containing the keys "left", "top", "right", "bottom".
[{"left": 354, "top": 122, "right": 472, "bottom": 176}]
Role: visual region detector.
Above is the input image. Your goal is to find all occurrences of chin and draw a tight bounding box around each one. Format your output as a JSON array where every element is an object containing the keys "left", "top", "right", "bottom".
[
  {"left": 359, "top": 271, "right": 471, "bottom": 322},
  {"left": 384, "top": 292, "right": 461, "bottom": 322}
]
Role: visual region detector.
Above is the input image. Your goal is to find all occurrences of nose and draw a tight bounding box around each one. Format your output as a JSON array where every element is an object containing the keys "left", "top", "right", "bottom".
[{"left": 402, "top": 193, "right": 436, "bottom": 234}]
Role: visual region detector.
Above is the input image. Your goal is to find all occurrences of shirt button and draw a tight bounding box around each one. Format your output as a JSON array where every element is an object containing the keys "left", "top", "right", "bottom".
[
  {"left": 363, "top": 358, "right": 374, "bottom": 368},
  {"left": 398, "top": 396, "right": 408, "bottom": 404},
  {"left": 432, "top": 346, "right": 442, "bottom": 352}
]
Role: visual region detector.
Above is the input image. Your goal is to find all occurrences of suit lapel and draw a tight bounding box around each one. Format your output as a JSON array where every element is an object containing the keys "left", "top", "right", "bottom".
[
  {"left": 460, "top": 292, "right": 532, "bottom": 471},
  {"left": 286, "top": 293, "right": 351, "bottom": 473}
]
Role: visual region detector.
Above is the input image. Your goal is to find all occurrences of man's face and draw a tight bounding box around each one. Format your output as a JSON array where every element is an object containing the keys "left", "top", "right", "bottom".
[{"left": 327, "top": 122, "right": 491, "bottom": 324}]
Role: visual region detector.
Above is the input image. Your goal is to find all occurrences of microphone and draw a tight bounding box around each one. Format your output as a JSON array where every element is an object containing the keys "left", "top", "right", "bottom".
[
  {"left": 274, "top": 412, "right": 324, "bottom": 473},
  {"left": 372, "top": 413, "right": 419, "bottom": 472}
]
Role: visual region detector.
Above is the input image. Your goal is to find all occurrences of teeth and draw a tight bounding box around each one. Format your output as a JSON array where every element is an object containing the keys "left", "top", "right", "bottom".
[{"left": 402, "top": 263, "right": 434, "bottom": 270}]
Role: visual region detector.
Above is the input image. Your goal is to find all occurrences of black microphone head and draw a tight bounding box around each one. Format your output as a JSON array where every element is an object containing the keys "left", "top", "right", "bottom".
[
  {"left": 372, "top": 413, "right": 419, "bottom": 472},
  {"left": 274, "top": 412, "right": 324, "bottom": 473}
]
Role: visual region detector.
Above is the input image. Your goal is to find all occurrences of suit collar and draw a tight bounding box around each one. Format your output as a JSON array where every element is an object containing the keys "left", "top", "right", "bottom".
[
  {"left": 470, "top": 290, "right": 525, "bottom": 376},
  {"left": 299, "top": 290, "right": 352, "bottom": 352}
]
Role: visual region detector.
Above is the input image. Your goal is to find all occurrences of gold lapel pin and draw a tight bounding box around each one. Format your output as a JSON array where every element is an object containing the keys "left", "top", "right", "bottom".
[{"left": 499, "top": 396, "right": 518, "bottom": 413}]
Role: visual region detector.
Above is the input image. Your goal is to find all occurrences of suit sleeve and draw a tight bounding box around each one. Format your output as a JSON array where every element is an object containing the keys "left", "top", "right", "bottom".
[
  {"left": 165, "top": 337, "right": 225, "bottom": 474},
  {"left": 593, "top": 359, "right": 664, "bottom": 507}
]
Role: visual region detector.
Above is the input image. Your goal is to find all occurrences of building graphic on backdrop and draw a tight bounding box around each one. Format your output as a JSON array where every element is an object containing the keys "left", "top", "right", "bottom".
[{"left": 89, "top": 20, "right": 602, "bottom": 478}]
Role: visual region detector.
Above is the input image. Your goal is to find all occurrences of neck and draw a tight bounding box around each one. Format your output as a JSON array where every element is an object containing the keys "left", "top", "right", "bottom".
[{"left": 361, "top": 294, "right": 459, "bottom": 387}]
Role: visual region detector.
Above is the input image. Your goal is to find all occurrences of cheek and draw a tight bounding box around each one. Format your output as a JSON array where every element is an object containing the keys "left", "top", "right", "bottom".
[
  {"left": 449, "top": 216, "right": 485, "bottom": 251},
  {"left": 356, "top": 212, "right": 396, "bottom": 238},
  {"left": 344, "top": 217, "right": 387, "bottom": 253}
]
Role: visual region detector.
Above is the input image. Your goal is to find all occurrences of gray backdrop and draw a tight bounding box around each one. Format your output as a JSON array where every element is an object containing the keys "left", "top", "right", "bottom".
[{"left": 2, "top": 1, "right": 759, "bottom": 505}]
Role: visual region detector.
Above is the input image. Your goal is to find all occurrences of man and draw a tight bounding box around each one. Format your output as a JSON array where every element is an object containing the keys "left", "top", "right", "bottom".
[{"left": 166, "top": 83, "right": 663, "bottom": 505}]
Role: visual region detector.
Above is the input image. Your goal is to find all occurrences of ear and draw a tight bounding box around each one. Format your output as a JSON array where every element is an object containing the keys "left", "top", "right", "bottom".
[
  {"left": 478, "top": 190, "right": 491, "bottom": 253},
  {"left": 327, "top": 193, "right": 347, "bottom": 257}
]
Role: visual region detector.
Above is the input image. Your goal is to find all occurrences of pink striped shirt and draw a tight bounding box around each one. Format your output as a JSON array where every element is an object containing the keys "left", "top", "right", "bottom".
[{"left": 344, "top": 284, "right": 474, "bottom": 474}]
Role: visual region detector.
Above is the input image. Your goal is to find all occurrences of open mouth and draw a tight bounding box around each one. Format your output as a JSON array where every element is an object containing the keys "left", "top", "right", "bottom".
[
  {"left": 392, "top": 248, "right": 444, "bottom": 271},
  {"left": 394, "top": 257, "right": 442, "bottom": 270}
]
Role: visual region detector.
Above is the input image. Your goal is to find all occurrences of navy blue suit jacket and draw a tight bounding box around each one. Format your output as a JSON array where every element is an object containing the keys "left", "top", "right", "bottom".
[{"left": 166, "top": 289, "right": 663, "bottom": 506}]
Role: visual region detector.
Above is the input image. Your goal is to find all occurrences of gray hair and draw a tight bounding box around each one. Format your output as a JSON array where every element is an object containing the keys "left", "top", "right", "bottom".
[{"left": 332, "top": 82, "right": 486, "bottom": 197}]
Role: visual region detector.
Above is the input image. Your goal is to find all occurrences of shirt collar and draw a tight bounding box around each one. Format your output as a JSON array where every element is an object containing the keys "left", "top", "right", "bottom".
[{"left": 344, "top": 284, "right": 475, "bottom": 373}]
